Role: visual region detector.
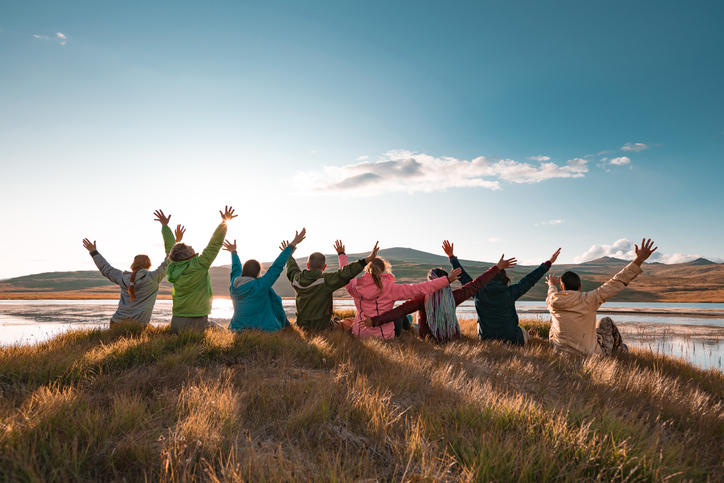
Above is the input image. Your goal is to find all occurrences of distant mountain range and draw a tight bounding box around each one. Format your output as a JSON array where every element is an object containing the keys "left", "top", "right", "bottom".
[{"left": 1, "top": 248, "right": 723, "bottom": 302}]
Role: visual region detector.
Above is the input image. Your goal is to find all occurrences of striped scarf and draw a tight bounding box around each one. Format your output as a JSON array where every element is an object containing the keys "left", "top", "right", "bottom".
[{"left": 424, "top": 270, "right": 459, "bottom": 341}]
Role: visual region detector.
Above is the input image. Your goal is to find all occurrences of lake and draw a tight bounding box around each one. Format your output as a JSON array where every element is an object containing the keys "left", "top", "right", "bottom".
[{"left": 1, "top": 299, "right": 723, "bottom": 371}]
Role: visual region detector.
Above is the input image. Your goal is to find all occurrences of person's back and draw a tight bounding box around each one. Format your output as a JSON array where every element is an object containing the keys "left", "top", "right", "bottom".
[
  {"left": 546, "top": 238, "right": 656, "bottom": 356},
  {"left": 227, "top": 229, "right": 305, "bottom": 332},
  {"left": 166, "top": 206, "right": 236, "bottom": 332},
  {"left": 287, "top": 241, "right": 379, "bottom": 331}
]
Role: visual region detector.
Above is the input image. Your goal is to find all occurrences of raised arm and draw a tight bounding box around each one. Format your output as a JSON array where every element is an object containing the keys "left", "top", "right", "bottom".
[
  {"left": 325, "top": 241, "right": 379, "bottom": 292},
  {"left": 508, "top": 248, "right": 559, "bottom": 300},
  {"left": 198, "top": 206, "right": 235, "bottom": 269},
  {"left": 224, "top": 239, "right": 241, "bottom": 283},
  {"left": 258, "top": 228, "right": 305, "bottom": 291},
  {"left": 444, "top": 240, "right": 473, "bottom": 285},
  {"left": 83, "top": 239, "right": 124, "bottom": 285},
  {"left": 385, "top": 268, "right": 462, "bottom": 301},
  {"left": 453, "top": 254, "right": 517, "bottom": 305}
]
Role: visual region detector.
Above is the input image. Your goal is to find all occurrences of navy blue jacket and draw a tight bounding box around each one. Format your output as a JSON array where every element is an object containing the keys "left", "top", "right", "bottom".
[{"left": 450, "top": 256, "right": 550, "bottom": 345}]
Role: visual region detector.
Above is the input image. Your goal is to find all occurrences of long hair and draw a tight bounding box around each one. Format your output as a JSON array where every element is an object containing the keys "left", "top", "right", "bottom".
[
  {"left": 365, "top": 257, "right": 392, "bottom": 289},
  {"left": 423, "top": 268, "right": 459, "bottom": 341},
  {"left": 129, "top": 255, "right": 152, "bottom": 302}
]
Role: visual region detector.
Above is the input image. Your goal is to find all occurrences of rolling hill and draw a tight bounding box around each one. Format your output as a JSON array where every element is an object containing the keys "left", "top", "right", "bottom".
[{"left": 1, "top": 249, "right": 723, "bottom": 302}]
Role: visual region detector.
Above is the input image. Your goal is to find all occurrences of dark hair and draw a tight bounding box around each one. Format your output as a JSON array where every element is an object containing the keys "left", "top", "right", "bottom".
[
  {"left": 492, "top": 269, "right": 511, "bottom": 286},
  {"left": 169, "top": 243, "right": 195, "bottom": 262},
  {"left": 427, "top": 267, "right": 448, "bottom": 281},
  {"left": 242, "top": 259, "right": 261, "bottom": 278},
  {"left": 561, "top": 271, "right": 581, "bottom": 291},
  {"left": 308, "top": 252, "right": 326, "bottom": 271}
]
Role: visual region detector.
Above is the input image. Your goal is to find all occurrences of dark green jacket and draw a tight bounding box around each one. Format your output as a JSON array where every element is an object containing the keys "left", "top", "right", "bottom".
[
  {"left": 166, "top": 222, "right": 227, "bottom": 317},
  {"left": 286, "top": 256, "right": 366, "bottom": 330}
]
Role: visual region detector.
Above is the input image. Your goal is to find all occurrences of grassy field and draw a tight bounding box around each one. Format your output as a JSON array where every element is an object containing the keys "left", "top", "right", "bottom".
[{"left": 1, "top": 316, "right": 723, "bottom": 482}]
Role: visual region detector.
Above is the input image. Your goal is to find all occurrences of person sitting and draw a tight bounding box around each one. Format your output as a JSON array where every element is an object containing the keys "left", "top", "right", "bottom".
[
  {"left": 165, "top": 206, "right": 237, "bottom": 333},
  {"left": 286, "top": 240, "right": 380, "bottom": 331},
  {"left": 336, "top": 239, "right": 462, "bottom": 339},
  {"left": 81, "top": 209, "right": 180, "bottom": 327},
  {"left": 545, "top": 238, "right": 657, "bottom": 356},
  {"left": 360, "top": 254, "right": 518, "bottom": 343},
  {"left": 443, "top": 240, "right": 560, "bottom": 346},
  {"left": 225, "top": 228, "right": 306, "bottom": 332}
]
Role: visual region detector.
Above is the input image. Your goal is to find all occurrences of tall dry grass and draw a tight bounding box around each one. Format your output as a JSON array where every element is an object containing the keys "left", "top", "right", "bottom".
[{"left": 0, "top": 316, "right": 722, "bottom": 482}]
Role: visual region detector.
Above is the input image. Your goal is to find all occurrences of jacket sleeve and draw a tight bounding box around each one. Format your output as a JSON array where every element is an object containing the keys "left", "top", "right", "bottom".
[
  {"left": 162, "top": 225, "right": 175, "bottom": 255},
  {"left": 386, "top": 276, "right": 450, "bottom": 301},
  {"left": 198, "top": 222, "right": 228, "bottom": 270},
  {"left": 546, "top": 284, "right": 559, "bottom": 309},
  {"left": 325, "top": 258, "right": 366, "bottom": 292},
  {"left": 258, "top": 246, "right": 294, "bottom": 291},
  {"left": 150, "top": 225, "right": 175, "bottom": 283},
  {"left": 582, "top": 262, "right": 643, "bottom": 309},
  {"left": 91, "top": 251, "right": 124, "bottom": 286},
  {"left": 370, "top": 296, "right": 424, "bottom": 327},
  {"left": 230, "top": 252, "right": 242, "bottom": 284},
  {"left": 286, "top": 256, "right": 301, "bottom": 282},
  {"left": 450, "top": 256, "right": 473, "bottom": 285},
  {"left": 508, "top": 262, "right": 551, "bottom": 300},
  {"left": 338, "top": 253, "right": 359, "bottom": 294},
  {"left": 453, "top": 266, "right": 500, "bottom": 305}
]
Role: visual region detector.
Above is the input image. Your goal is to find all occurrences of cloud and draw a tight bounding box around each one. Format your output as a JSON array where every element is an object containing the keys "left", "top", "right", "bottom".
[
  {"left": 598, "top": 150, "right": 614, "bottom": 155},
  {"left": 609, "top": 156, "right": 631, "bottom": 166},
  {"left": 56, "top": 32, "right": 67, "bottom": 45},
  {"left": 542, "top": 220, "right": 564, "bottom": 225},
  {"left": 33, "top": 32, "right": 68, "bottom": 45},
  {"left": 294, "top": 150, "right": 589, "bottom": 196},
  {"left": 621, "top": 143, "right": 649, "bottom": 152},
  {"left": 574, "top": 238, "right": 701, "bottom": 265},
  {"left": 526, "top": 155, "right": 550, "bottom": 162},
  {"left": 356, "top": 156, "right": 369, "bottom": 161}
]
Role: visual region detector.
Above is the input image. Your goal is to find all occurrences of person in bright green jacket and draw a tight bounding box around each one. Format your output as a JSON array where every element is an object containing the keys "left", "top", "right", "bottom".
[{"left": 165, "top": 206, "right": 237, "bottom": 333}]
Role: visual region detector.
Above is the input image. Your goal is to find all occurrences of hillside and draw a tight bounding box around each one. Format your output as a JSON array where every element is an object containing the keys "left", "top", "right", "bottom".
[{"left": 2, "top": 248, "right": 724, "bottom": 302}]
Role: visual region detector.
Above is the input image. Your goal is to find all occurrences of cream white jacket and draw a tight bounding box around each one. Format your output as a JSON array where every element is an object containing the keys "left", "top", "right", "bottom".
[{"left": 546, "top": 262, "right": 643, "bottom": 356}]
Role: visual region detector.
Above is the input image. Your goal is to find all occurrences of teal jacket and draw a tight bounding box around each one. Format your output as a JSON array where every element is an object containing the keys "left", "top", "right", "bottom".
[
  {"left": 166, "top": 222, "right": 227, "bottom": 317},
  {"left": 227, "top": 246, "right": 293, "bottom": 332},
  {"left": 286, "top": 255, "right": 367, "bottom": 330}
]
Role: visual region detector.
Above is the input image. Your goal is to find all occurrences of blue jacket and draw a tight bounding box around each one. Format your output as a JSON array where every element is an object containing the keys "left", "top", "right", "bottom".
[
  {"left": 227, "top": 246, "right": 293, "bottom": 332},
  {"left": 451, "top": 256, "right": 550, "bottom": 345}
]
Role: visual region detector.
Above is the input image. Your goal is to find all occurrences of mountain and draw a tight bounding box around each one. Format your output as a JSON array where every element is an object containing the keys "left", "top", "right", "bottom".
[{"left": 2, "top": 249, "right": 724, "bottom": 302}]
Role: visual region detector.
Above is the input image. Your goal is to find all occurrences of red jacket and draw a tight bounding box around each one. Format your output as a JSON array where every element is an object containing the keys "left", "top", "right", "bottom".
[{"left": 370, "top": 265, "right": 500, "bottom": 342}]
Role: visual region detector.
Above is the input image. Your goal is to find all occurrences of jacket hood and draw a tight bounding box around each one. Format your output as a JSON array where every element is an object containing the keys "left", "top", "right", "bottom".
[
  {"left": 294, "top": 269, "right": 325, "bottom": 288},
  {"left": 166, "top": 260, "right": 191, "bottom": 283},
  {"left": 233, "top": 276, "right": 256, "bottom": 288},
  {"left": 355, "top": 272, "right": 395, "bottom": 298},
  {"left": 124, "top": 268, "right": 149, "bottom": 281},
  {"left": 548, "top": 290, "right": 583, "bottom": 310},
  {"left": 482, "top": 279, "right": 508, "bottom": 296}
]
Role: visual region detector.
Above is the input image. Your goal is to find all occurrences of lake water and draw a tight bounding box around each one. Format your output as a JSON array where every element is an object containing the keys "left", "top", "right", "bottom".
[{"left": 1, "top": 300, "right": 723, "bottom": 371}]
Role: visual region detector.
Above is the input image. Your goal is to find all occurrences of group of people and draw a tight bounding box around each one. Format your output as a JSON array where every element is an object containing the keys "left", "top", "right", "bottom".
[{"left": 83, "top": 207, "right": 657, "bottom": 357}]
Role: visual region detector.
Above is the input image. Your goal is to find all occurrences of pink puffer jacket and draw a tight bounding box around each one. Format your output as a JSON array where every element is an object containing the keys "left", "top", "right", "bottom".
[{"left": 339, "top": 254, "right": 450, "bottom": 339}]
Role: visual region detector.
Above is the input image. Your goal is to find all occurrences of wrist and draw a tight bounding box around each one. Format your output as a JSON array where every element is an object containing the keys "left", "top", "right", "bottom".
[{"left": 337, "top": 251, "right": 345, "bottom": 255}]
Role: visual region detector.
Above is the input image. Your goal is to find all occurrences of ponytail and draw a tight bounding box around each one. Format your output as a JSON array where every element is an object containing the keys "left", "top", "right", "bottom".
[
  {"left": 365, "top": 257, "right": 391, "bottom": 290},
  {"left": 129, "top": 255, "right": 152, "bottom": 302}
]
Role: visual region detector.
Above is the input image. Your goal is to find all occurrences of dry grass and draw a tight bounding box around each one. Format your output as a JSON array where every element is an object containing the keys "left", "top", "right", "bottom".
[{"left": 0, "top": 316, "right": 723, "bottom": 482}]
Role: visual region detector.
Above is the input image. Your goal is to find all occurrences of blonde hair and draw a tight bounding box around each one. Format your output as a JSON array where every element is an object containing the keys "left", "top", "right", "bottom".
[
  {"left": 129, "top": 255, "right": 151, "bottom": 302},
  {"left": 365, "top": 257, "right": 392, "bottom": 289}
]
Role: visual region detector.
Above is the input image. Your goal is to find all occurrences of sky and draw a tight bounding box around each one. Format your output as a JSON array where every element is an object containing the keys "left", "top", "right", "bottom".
[{"left": 1, "top": 1, "right": 723, "bottom": 279}]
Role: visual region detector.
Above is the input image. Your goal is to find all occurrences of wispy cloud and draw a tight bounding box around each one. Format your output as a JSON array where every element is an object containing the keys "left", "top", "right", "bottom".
[
  {"left": 621, "top": 142, "right": 648, "bottom": 152},
  {"left": 356, "top": 155, "right": 369, "bottom": 161},
  {"left": 33, "top": 31, "right": 68, "bottom": 45},
  {"left": 294, "top": 150, "right": 589, "bottom": 196},
  {"left": 597, "top": 150, "right": 614, "bottom": 155},
  {"left": 574, "top": 238, "right": 701, "bottom": 265},
  {"left": 542, "top": 220, "right": 564, "bottom": 225},
  {"left": 526, "top": 155, "right": 550, "bottom": 162},
  {"left": 609, "top": 156, "right": 631, "bottom": 166}
]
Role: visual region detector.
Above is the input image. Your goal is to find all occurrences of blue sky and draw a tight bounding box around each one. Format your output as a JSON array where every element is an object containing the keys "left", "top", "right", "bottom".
[{"left": 1, "top": 1, "right": 722, "bottom": 279}]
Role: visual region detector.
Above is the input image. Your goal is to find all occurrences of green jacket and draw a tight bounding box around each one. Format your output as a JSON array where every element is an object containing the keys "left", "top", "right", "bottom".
[
  {"left": 166, "top": 222, "right": 227, "bottom": 317},
  {"left": 286, "top": 256, "right": 367, "bottom": 330}
]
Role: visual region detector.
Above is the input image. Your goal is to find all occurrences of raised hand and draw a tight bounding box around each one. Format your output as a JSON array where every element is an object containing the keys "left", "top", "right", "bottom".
[
  {"left": 549, "top": 248, "right": 561, "bottom": 265},
  {"left": 633, "top": 238, "right": 658, "bottom": 266},
  {"left": 496, "top": 254, "right": 517, "bottom": 271},
  {"left": 546, "top": 273, "right": 560, "bottom": 286},
  {"left": 333, "top": 239, "right": 345, "bottom": 255},
  {"left": 153, "top": 209, "right": 171, "bottom": 226},
  {"left": 290, "top": 228, "right": 306, "bottom": 247},
  {"left": 219, "top": 205, "right": 237, "bottom": 223},
  {"left": 365, "top": 241, "right": 380, "bottom": 264},
  {"left": 280, "top": 240, "right": 295, "bottom": 253},
  {"left": 82, "top": 238, "right": 97, "bottom": 252},
  {"left": 442, "top": 240, "right": 455, "bottom": 258},
  {"left": 447, "top": 267, "right": 462, "bottom": 283},
  {"left": 175, "top": 224, "right": 186, "bottom": 243},
  {"left": 223, "top": 239, "right": 237, "bottom": 252}
]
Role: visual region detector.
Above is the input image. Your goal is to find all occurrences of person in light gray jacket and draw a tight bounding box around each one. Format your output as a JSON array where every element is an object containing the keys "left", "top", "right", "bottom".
[{"left": 81, "top": 210, "right": 181, "bottom": 326}]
